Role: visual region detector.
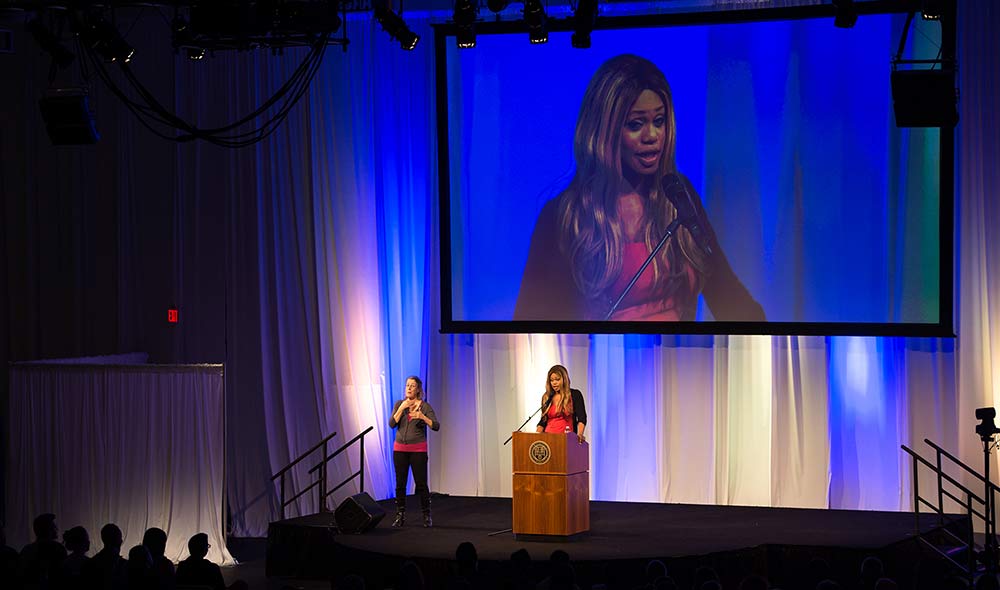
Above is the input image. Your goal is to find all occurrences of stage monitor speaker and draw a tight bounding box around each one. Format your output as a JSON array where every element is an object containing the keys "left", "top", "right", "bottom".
[
  {"left": 38, "top": 94, "right": 100, "bottom": 145},
  {"left": 334, "top": 492, "right": 386, "bottom": 534},
  {"left": 891, "top": 69, "right": 958, "bottom": 128}
]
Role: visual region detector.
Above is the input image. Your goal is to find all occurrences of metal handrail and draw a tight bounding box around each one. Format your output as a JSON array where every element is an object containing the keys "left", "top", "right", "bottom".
[
  {"left": 901, "top": 439, "right": 991, "bottom": 585},
  {"left": 924, "top": 439, "right": 1000, "bottom": 493},
  {"left": 270, "top": 431, "right": 338, "bottom": 520},
  {"left": 309, "top": 426, "right": 374, "bottom": 504},
  {"left": 270, "top": 427, "right": 374, "bottom": 520},
  {"left": 309, "top": 427, "right": 374, "bottom": 474},
  {"left": 901, "top": 445, "right": 985, "bottom": 505},
  {"left": 271, "top": 431, "right": 338, "bottom": 481}
]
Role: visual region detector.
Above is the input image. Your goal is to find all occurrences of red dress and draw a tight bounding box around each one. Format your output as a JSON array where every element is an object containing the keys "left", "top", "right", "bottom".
[{"left": 543, "top": 403, "right": 573, "bottom": 434}]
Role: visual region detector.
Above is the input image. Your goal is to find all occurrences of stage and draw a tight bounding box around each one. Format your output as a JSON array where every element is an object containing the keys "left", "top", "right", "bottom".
[{"left": 265, "top": 494, "right": 966, "bottom": 588}]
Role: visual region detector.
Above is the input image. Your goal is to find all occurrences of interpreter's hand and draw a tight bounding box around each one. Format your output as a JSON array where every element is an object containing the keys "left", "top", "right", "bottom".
[
  {"left": 400, "top": 398, "right": 413, "bottom": 410},
  {"left": 578, "top": 433, "right": 586, "bottom": 444},
  {"left": 409, "top": 410, "right": 424, "bottom": 421}
]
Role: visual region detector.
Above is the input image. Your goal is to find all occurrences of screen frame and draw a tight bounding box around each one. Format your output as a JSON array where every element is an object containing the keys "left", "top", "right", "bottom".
[{"left": 435, "top": 0, "right": 955, "bottom": 337}]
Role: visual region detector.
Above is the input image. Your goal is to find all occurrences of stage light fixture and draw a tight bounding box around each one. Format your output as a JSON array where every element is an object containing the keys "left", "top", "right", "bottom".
[
  {"left": 454, "top": 0, "right": 477, "bottom": 49},
  {"left": 921, "top": 0, "right": 945, "bottom": 20},
  {"left": 890, "top": 68, "right": 957, "bottom": 127},
  {"left": 186, "top": 47, "right": 206, "bottom": 60},
  {"left": 38, "top": 90, "right": 100, "bottom": 145},
  {"left": 26, "top": 18, "right": 75, "bottom": 69},
  {"left": 832, "top": 0, "right": 857, "bottom": 29},
  {"left": 571, "top": 0, "right": 598, "bottom": 49},
  {"left": 81, "top": 16, "right": 134, "bottom": 63},
  {"left": 374, "top": 4, "right": 419, "bottom": 51},
  {"left": 488, "top": 0, "right": 511, "bottom": 14},
  {"left": 524, "top": 0, "right": 547, "bottom": 44}
]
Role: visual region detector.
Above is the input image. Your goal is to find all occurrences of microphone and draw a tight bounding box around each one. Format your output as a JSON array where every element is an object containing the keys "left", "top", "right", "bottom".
[{"left": 661, "top": 173, "right": 714, "bottom": 256}]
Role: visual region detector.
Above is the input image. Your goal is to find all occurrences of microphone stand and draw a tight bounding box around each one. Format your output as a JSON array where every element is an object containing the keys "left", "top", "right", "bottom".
[
  {"left": 491, "top": 402, "right": 546, "bottom": 537},
  {"left": 604, "top": 217, "right": 682, "bottom": 320},
  {"left": 504, "top": 404, "right": 545, "bottom": 446}
]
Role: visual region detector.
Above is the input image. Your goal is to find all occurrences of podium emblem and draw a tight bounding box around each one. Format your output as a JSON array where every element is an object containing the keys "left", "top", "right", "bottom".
[{"left": 529, "top": 441, "right": 552, "bottom": 465}]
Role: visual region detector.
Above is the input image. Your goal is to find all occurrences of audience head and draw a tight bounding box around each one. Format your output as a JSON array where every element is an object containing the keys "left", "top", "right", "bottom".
[
  {"left": 334, "top": 573, "right": 366, "bottom": 590},
  {"left": 510, "top": 548, "right": 531, "bottom": 564},
  {"left": 807, "top": 557, "right": 831, "bottom": 586},
  {"left": 32, "top": 513, "right": 59, "bottom": 542},
  {"left": 816, "top": 580, "right": 842, "bottom": 590},
  {"left": 398, "top": 560, "right": 424, "bottom": 590},
  {"left": 645, "top": 559, "right": 668, "bottom": 584},
  {"left": 550, "top": 549, "right": 570, "bottom": 564},
  {"left": 101, "top": 523, "right": 124, "bottom": 550},
  {"left": 63, "top": 526, "right": 90, "bottom": 554},
  {"left": 875, "top": 579, "right": 898, "bottom": 590},
  {"left": 187, "top": 533, "right": 210, "bottom": 560},
  {"left": 694, "top": 566, "right": 721, "bottom": 588},
  {"left": 739, "top": 573, "right": 769, "bottom": 590},
  {"left": 127, "top": 544, "right": 153, "bottom": 587},
  {"left": 700, "top": 582, "right": 723, "bottom": 590},
  {"left": 141, "top": 528, "right": 167, "bottom": 559},
  {"left": 976, "top": 574, "right": 1000, "bottom": 590},
  {"left": 550, "top": 562, "right": 576, "bottom": 590},
  {"left": 860, "top": 557, "right": 884, "bottom": 588},
  {"left": 455, "top": 541, "right": 477, "bottom": 568}
]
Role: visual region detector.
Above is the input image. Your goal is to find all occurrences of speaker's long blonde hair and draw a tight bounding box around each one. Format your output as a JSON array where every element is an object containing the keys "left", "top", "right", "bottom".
[
  {"left": 541, "top": 365, "right": 573, "bottom": 416},
  {"left": 558, "top": 54, "right": 708, "bottom": 314}
]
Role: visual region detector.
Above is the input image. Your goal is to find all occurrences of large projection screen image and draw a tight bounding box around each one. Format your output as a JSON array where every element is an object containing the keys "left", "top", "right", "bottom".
[{"left": 439, "top": 11, "right": 950, "bottom": 336}]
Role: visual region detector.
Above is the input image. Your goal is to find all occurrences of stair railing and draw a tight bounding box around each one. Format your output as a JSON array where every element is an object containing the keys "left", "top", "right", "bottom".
[
  {"left": 901, "top": 438, "right": 1000, "bottom": 582},
  {"left": 271, "top": 431, "right": 338, "bottom": 520},
  {"left": 307, "top": 425, "right": 375, "bottom": 509}
]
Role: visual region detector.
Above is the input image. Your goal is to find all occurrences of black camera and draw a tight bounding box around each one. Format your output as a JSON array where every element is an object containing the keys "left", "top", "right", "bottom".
[{"left": 976, "top": 407, "right": 1000, "bottom": 441}]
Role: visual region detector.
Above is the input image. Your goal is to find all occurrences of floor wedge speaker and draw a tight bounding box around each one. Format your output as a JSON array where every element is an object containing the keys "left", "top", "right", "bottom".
[{"left": 334, "top": 492, "right": 386, "bottom": 534}]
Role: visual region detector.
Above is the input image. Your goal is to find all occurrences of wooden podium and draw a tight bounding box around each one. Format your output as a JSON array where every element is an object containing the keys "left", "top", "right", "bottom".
[{"left": 511, "top": 432, "right": 590, "bottom": 539}]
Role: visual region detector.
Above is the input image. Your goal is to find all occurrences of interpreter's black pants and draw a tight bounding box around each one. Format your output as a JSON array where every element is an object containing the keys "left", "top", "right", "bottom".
[{"left": 393, "top": 451, "right": 430, "bottom": 511}]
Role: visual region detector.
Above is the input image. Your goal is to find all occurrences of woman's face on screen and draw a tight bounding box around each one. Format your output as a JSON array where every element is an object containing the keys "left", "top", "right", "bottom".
[
  {"left": 620, "top": 89, "right": 667, "bottom": 181},
  {"left": 549, "top": 372, "right": 564, "bottom": 393}
]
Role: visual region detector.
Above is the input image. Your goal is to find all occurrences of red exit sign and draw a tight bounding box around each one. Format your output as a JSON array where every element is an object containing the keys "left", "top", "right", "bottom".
[{"left": 167, "top": 308, "right": 179, "bottom": 323}]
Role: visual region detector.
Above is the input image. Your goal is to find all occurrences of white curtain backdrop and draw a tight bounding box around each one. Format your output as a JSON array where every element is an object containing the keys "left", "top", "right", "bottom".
[{"left": 6, "top": 362, "right": 233, "bottom": 565}]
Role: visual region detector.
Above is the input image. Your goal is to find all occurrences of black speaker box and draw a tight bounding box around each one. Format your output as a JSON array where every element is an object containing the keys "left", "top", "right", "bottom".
[
  {"left": 891, "top": 69, "right": 958, "bottom": 128},
  {"left": 38, "top": 94, "right": 100, "bottom": 145},
  {"left": 334, "top": 492, "right": 386, "bottom": 534}
]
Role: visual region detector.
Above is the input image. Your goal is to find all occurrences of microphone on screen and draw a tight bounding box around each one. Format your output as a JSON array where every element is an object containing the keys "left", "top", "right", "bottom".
[{"left": 662, "top": 173, "right": 714, "bottom": 256}]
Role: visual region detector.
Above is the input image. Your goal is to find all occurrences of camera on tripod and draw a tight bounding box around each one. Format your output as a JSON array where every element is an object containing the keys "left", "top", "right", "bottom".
[{"left": 976, "top": 407, "right": 1000, "bottom": 442}]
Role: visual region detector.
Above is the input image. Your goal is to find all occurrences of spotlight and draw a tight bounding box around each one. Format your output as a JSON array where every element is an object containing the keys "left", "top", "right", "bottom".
[
  {"left": 832, "top": 0, "right": 857, "bottom": 29},
  {"left": 487, "top": 0, "right": 511, "bottom": 14},
  {"left": 27, "top": 18, "right": 75, "bottom": 68},
  {"left": 571, "top": 0, "right": 598, "bottom": 49},
  {"left": 81, "top": 16, "right": 134, "bottom": 63},
  {"left": 374, "top": 4, "right": 419, "bottom": 51},
  {"left": 186, "top": 47, "right": 206, "bottom": 60},
  {"left": 977, "top": 408, "right": 1000, "bottom": 442},
  {"left": 921, "top": 0, "right": 945, "bottom": 20},
  {"left": 524, "top": 0, "right": 547, "bottom": 45},
  {"left": 453, "top": 0, "right": 477, "bottom": 49}
]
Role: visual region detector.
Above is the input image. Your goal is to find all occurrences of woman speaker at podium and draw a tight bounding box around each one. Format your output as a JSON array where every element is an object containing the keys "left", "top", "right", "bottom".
[{"left": 535, "top": 365, "right": 587, "bottom": 443}]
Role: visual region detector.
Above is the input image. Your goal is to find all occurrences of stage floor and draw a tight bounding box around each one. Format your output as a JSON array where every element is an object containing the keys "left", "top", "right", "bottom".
[{"left": 273, "top": 494, "right": 960, "bottom": 562}]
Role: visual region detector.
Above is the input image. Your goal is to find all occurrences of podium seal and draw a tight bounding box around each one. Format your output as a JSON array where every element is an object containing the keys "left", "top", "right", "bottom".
[{"left": 529, "top": 441, "right": 552, "bottom": 465}]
